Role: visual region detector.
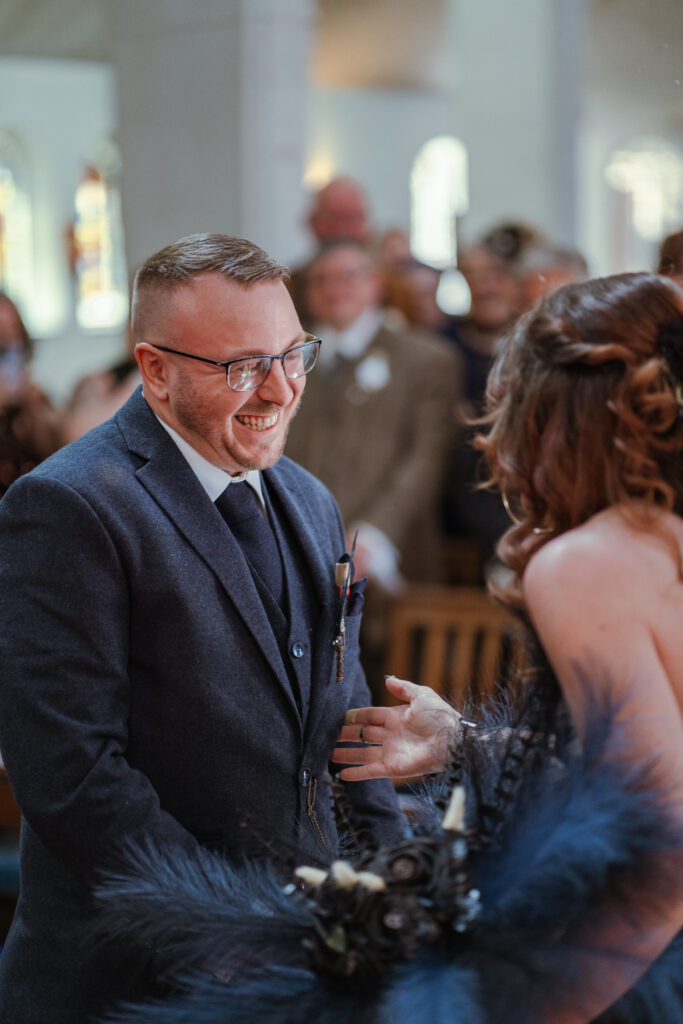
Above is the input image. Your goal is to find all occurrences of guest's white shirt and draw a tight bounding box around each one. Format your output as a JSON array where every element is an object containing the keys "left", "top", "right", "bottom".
[{"left": 315, "top": 308, "right": 384, "bottom": 368}]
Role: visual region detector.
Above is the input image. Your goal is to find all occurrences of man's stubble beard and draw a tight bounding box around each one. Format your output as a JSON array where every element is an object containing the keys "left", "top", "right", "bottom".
[
  {"left": 242, "top": 390, "right": 304, "bottom": 471},
  {"left": 170, "top": 371, "right": 304, "bottom": 473}
]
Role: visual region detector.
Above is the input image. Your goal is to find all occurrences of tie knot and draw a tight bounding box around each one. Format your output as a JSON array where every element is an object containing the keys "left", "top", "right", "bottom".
[{"left": 215, "top": 482, "right": 263, "bottom": 525}]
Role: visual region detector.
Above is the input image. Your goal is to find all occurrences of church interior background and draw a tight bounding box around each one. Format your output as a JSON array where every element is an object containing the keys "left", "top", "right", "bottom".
[{"left": 0, "top": 0, "right": 681, "bottom": 404}]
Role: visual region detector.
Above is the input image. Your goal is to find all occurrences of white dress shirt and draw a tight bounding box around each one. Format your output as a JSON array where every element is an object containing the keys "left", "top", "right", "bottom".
[{"left": 153, "top": 413, "right": 265, "bottom": 508}]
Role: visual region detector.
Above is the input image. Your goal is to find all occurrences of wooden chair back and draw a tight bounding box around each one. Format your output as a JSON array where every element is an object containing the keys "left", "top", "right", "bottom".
[{"left": 384, "top": 584, "right": 526, "bottom": 705}]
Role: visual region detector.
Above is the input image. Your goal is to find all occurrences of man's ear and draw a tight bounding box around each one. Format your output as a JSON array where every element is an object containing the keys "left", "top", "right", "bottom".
[{"left": 135, "top": 343, "right": 170, "bottom": 401}]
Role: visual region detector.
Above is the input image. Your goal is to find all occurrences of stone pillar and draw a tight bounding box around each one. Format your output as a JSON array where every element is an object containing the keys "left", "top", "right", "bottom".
[
  {"left": 110, "top": 0, "right": 315, "bottom": 271},
  {"left": 452, "top": 0, "right": 586, "bottom": 245}
]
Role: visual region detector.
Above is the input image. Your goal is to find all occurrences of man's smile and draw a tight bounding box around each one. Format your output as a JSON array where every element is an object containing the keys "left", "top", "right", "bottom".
[{"left": 235, "top": 412, "right": 280, "bottom": 431}]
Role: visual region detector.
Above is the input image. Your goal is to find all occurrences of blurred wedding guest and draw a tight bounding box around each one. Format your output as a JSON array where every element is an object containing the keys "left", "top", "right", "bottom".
[
  {"left": 441, "top": 231, "right": 526, "bottom": 581},
  {"left": 445, "top": 239, "right": 524, "bottom": 411},
  {"left": 519, "top": 242, "right": 589, "bottom": 310},
  {"left": 307, "top": 177, "right": 371, "bottom": 246},
  {"left": 285, "top": 240, "right": 459, "bottom": 695},
  {"left": 381, "top": 260, "right": 479, "bottom": 346},
  {"left": 377, "top": 228, "right": 413, "bottom": 270},
  {"left": 658, "top": 228, "right": 683, "bottom": 286},
  {"left": 480, "top": 219, "right": 546, "bottom": 268},
  {"left": 376, "top": 229, "right": 415, "bottom": 314},
  {"left": 0, "top": 294, "right": 60, "bottom": 496},
  {"left": 288, "top": 176, "right": 372, "bottom": 327},
  {"left": 60, "top": 324, "right": 141, "bottom": 444}
]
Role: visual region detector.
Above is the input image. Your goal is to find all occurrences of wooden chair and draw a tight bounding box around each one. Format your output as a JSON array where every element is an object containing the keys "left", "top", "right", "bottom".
[
  {"left": 383, "top": 584, "right": 526, "bottom": 706},
  {"left": 440, "top": 536, "right": 487, "bottom": 586}
]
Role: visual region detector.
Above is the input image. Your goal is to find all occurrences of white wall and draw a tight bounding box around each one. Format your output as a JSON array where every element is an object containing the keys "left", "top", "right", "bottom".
[{"left": 579, "top": 9, "right": 683, "bottom": 277}]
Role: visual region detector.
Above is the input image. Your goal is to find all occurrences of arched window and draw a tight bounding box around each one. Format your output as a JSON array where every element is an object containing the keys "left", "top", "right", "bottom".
[
  {"left": 410, "top": 135, "right": 469, "bottom": 268},
  {"left": 604, "top": 137, "right": 683, "bottom": 271},
  {"left": 410, "top": 135, "right": 470, "bottom": 314},
  {"left": 0, "top": 131, "right": 35, "bottom": 320},
  {"left": 72, "top": 140, "right": 128, "bottom": 331}
]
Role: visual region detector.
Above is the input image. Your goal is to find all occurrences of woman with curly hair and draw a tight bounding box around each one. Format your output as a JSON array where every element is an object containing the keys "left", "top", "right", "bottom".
[{"left": 332, "top": 271, "right": 683, "bottom": 1020}]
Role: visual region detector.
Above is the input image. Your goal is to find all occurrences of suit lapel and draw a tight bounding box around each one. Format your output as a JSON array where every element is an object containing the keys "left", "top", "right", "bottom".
[
  {"left": 116, "top": 392, "right": 297, "bottom": 713},
  {"left": 263, "top": 462, "right": 343, "bottom": 740},
  {"left": 262, "top": 463, "right": 333, "bottom": 611}
]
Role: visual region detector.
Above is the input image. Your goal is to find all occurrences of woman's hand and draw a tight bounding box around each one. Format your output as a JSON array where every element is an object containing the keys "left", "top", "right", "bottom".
[{"left": 332, "top": 676, "right": 460, "bottom": 781}]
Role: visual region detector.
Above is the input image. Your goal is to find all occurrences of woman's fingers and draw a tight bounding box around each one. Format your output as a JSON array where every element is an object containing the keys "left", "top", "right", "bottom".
[
  {"left": 336, "top": 722, "right": 384, "bottom": 744},
  {"left": 336, "top": 762, "right": 391, "bottom": 782},
  {"left": 331, "top": 742, "right": 383, "bottom": 765},
  {"left": 344, "top": 705, "right": 388, "bottom": 726},
  {"left": 384, "top": 676, "right": 422, "bottom": 702}
]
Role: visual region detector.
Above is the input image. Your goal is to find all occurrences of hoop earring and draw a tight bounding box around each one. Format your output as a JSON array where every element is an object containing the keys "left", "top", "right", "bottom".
[{"left": 501, "top": 490, "right": 554, "bottom": 536}]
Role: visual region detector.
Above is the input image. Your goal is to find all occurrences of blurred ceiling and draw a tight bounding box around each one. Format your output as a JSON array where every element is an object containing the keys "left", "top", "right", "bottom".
[
  {"left": 0, "top": 0, "right": 680, "bottom": 121},
  {"left": 589, "top": 0, "right": 683, "bottom": 120},
  {"left": 313, "top": 0, "right": 453, "bottom": 90}
]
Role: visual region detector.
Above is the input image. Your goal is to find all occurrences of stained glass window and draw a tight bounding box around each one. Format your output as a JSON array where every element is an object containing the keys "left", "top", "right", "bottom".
[
  {"left": 0, "top": 131, "right": 34, "bottom": 319},
  {"left": 72, "top": 140, "right": 128, "bottom": 331}
]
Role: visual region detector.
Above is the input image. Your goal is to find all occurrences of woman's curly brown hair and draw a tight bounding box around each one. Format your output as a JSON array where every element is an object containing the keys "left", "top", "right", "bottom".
[{"left": 475, "top": 272, "right": 683, "bottom": 601}]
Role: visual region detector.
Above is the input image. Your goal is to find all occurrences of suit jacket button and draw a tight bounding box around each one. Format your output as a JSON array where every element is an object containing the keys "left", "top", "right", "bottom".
[{"left": 291, "top": 642, "right": 305, "bottom": 658}]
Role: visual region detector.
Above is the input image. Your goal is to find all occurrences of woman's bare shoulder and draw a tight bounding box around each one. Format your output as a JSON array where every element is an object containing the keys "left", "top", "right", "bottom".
[
  {"left": 521, "top": 508, "right": 683, "bottom": 720},
  {"left": 523, "top": 506, "right": 682, "bottom": 610}
]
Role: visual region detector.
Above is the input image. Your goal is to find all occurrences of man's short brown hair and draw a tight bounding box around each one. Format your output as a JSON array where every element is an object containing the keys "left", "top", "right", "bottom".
[{"left": 132, "top": 233, "right": 289, "bottom": 341}]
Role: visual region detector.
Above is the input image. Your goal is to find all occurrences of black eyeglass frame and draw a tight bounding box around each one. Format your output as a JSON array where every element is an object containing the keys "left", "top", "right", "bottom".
[{"left": 147, "top": 335, "right": 322, "bottom": 392}]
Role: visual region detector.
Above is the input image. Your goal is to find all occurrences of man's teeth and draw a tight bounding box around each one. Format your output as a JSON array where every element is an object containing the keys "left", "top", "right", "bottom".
[{"left": 237, "top": 414, "right": 278, "bottom": 430}]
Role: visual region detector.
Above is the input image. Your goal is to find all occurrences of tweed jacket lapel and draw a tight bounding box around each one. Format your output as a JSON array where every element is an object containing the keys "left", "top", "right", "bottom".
[{"left": 115, "top": 391, "right": 296, "bottom": 712}]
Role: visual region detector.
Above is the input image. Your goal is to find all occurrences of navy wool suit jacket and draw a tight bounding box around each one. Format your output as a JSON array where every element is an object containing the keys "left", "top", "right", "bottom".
[{"left": 0, "top": 388, "right": 403, "bottom": 1023}]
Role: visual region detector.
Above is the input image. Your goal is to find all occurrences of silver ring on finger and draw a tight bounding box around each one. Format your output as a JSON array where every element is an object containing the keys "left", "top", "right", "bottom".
[{"left": 359, "top": 724, "right": 367, "bottom": 744}]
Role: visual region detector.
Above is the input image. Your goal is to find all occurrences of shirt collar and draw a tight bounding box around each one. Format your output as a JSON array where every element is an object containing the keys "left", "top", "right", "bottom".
[{"left": 153, "top": 412, "right": 264, "bottom": 504}]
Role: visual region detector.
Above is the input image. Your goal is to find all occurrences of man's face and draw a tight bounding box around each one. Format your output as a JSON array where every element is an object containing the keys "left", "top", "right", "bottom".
[
  {"left": 147, "top": 274, "right": 307, "bottom": 474},
  {"left": 459, "top": 245, "right": 521, "bottom": 330},
  {"left": 305, "top": 247, "right": 381, "bottom": 331}
]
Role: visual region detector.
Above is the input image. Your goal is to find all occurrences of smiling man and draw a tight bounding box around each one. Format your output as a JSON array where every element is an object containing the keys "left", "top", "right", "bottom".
[{"left": 0, "top": 234, "right": 403, "bottom": 1024}]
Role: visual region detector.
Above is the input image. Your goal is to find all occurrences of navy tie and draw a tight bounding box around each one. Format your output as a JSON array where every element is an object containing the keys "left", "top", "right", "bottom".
[{"left": 215, "top": 482, "right": 284, "bottom": 605}]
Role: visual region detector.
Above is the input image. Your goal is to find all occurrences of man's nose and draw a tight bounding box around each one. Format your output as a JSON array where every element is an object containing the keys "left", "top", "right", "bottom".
[{"left": 255, "top": 357, "right": 294, "bottom": 404}]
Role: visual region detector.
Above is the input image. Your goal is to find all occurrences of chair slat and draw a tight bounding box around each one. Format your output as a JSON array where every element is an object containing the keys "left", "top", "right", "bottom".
[{"left": 383, "top": 585, "right": 525, "bottom": 706}]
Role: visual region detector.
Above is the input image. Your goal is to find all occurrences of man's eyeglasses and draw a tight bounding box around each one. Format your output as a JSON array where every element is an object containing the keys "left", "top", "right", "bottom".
[{"left": 149, "top": 335, "right": 322, "bottom": 392}]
